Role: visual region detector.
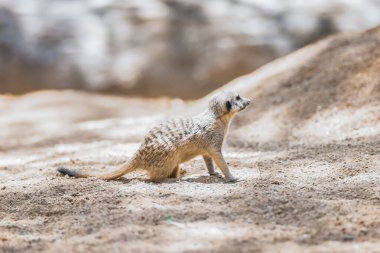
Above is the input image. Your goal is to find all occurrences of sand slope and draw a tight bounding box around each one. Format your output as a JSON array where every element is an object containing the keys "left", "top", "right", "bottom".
[{"left": 214, "top": 26, "right": 380, "bottom": 145}]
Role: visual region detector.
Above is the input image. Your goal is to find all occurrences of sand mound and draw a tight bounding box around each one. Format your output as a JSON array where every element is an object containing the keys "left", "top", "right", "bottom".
[{"left": 211, "top": 26, "right": 380, "bottom": 145}]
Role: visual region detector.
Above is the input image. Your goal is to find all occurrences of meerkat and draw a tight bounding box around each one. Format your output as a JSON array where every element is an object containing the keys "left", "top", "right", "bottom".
[{"left": 58, "top": 91, "right": 250, "bottom": 182}]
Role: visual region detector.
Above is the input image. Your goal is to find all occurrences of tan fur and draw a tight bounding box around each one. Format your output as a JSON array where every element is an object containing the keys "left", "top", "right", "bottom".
[{"left": 57, "top": 91, "right": 251, "bottom": 182}]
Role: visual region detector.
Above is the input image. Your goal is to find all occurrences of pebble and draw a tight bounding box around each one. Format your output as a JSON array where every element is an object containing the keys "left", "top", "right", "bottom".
[{"left": 342, "top": 235, "right": 354, "bottom": 241}]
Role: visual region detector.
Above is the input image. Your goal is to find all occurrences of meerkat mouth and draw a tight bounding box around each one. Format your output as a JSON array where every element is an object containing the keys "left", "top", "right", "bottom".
[{"left": 239, "top": 102, "right": 250, "bottom": 111}]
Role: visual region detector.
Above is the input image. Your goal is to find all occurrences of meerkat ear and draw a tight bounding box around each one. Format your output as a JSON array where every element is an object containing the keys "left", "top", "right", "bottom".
[{"left": 226, "top": 100, "right": 232, "bottom": 111}]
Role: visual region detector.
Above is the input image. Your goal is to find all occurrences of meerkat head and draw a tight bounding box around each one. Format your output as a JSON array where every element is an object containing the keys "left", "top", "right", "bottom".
[{"left": 208, "top": 91, "right": 251, "bottom": 119}]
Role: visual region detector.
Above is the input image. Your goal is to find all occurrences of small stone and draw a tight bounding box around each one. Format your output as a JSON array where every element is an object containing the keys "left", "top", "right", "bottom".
[{"left": 342, "top": 235, "right": 354, "bottom": 241}]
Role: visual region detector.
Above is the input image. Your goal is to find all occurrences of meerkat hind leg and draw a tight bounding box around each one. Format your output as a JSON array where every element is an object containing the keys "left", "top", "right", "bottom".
[
  {"left": 168, "top": 166, "right": 180, "bottom": 178},
  {"left": 149, "top": 166, "right": 177, "bottom": 183}
]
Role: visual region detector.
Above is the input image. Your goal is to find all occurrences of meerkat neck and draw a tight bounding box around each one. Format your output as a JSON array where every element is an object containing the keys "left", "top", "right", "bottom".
[
  {"left": 201, "top": 108, "right": 234, "bottom": 128},
  {"left": 219, "top": 114, "right": 235, "bottom": 131}
]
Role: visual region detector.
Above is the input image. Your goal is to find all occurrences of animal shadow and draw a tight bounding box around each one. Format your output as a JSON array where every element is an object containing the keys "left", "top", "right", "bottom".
[{"left": 116, "top": 175, "right": 226, "bottom": 184}]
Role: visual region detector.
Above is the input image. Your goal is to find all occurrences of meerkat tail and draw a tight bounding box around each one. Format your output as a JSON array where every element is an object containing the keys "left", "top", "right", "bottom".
[
  {"left": 57, "top": 162, "right": 137, "bottom": 180},
  {"left": 57, "top": 167, "right": 88, "bottom": 178}
]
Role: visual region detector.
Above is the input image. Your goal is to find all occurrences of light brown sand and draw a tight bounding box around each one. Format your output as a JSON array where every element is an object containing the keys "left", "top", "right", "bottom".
[
  {"left": 0, "top": 90, "right": 379, "bottom": 253},
  {"left": 1, "top": 26, "right": 380, "bottom": 253}
]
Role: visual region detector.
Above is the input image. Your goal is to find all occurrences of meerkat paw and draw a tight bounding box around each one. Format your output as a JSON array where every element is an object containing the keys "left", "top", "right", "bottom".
[
  {"left": 225, "top": 177, "right": 238, "bottom": 183},
  {"left": 163, "top": 178, "right": 181, "bottom": 183},
  {"left": 180, "top": 168, "right": 187, "bottom": 176},
  {"left": 210, "top": 172, "right": 223, "bottom": 178}
]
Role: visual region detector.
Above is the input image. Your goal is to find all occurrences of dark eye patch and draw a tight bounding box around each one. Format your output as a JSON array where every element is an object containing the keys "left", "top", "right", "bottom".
[
  {"left": 236, "top": 95, "right": 241, "bottom": 100},
  {"left": 226, "top": 100, "right": 232, "bottom": 111}
]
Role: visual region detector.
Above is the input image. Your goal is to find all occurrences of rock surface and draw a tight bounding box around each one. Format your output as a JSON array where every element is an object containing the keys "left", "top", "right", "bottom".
[
  {"left": 0, "top": 27, "right": 380, "bottom": 252},
  {"left": 1, "top": 0, "right": 380, "bottom": 98}
]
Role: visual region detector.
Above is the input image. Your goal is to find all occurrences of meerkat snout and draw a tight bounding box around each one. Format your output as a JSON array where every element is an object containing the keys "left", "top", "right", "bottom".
[
  {"left": 225, "top": 93, "right": 251, "bottom": 113},
  {"left": 240, "top": 97, "right": 251, "bottom": 109}
]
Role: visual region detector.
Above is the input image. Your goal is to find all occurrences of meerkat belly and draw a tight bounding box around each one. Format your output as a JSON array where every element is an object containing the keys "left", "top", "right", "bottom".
[{"left": 179, "top": 148, "right": 204, "bottom": 163}]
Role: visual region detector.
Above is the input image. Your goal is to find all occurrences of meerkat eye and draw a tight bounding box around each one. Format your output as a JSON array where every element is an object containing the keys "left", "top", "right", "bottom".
[
  {"left": 226, "top": 100, "right": 232, "bottom": 111},
  {"left": 236, "top": 95, "right": 241, "bottom": 100}
]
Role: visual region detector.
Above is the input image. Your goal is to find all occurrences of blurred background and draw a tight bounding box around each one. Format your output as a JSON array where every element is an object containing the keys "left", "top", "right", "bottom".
[{"left": 1, "top": 0, "right": 380, "bottom": 99}]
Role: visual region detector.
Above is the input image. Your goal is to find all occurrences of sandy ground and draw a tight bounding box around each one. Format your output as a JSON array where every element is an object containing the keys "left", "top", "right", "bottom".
[
  {"left": 1, "top": 26, "right": 380, "bottom": 253},
  {"left": 0, "top": 90, "right": 379, "bottom": 253}
]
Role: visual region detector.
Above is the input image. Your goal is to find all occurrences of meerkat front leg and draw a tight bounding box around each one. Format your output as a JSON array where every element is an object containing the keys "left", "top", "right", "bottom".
[
  {"left": 209, "top": 151, "right": 237, "bottom": 182},
  {"left": 203, "top": 155, "right": 222, "bottom": 177}
]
